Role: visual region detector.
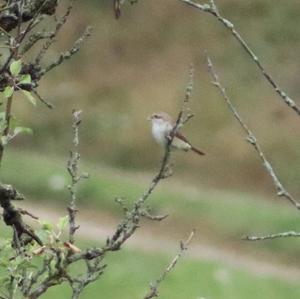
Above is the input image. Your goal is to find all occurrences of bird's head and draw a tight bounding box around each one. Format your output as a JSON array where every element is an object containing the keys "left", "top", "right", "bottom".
[{"left": 147, "top": 112, "right": 172, "bottom": 126}]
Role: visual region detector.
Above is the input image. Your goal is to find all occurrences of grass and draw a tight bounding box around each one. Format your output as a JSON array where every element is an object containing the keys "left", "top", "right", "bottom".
[{"left": 2, "top": 149, "right": 300, "bottom": 261}]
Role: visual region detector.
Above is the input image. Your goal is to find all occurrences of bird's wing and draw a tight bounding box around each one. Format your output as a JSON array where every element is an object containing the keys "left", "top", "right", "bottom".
[
  {"left": 172, "top": 131, "right": 205, "bottom": 155},
  {"left": 173, "top": 131, "right": 191, "bottom": 145}
]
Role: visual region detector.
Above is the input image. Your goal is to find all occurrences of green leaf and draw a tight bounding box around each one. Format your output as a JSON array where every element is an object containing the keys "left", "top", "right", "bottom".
[
  {"left": 41, "top": 221, "right": 53, "bottom": 232},
  {"left": 19, "top": 74, "right": 31, "bottom": 84},
  {"left": 21, "top": 90, "right": 36, "bottom": 106},
  {"left": 57, "top": 216, "right": 69, "bottom": 231},
  {"left": 14, "top": 126, "right": 33, "bottom": 136},
  {"left": 3, "top": 86, "right": 14, "bottom": 98},
  {"left": 9, "top": 59, "right": 22, "bottom": 77},
  {"left": 36, "top": 229, "right": 51, "bottom": 244}
]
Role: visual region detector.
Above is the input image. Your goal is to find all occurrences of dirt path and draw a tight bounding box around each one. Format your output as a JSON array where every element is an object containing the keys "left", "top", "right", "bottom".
[{"left": 20, "top": 202, "right": 300, "bottom": 283}]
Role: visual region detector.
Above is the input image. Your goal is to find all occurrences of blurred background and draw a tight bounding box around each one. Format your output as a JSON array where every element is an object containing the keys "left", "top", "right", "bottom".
[{"left": 2, "top": 0, "right": 300, "bottom": 298}]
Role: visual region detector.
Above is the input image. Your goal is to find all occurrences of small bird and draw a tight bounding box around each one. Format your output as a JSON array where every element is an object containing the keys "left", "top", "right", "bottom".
[{"left": 148, "top": 112, "right": 205, "bottom": 156}]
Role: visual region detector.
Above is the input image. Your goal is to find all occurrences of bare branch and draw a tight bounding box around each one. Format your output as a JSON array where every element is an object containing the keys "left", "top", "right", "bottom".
[
  {"left": 143, "top": 230, "right": 195, "bottom": 299},
  {"left": 178, "top": 0, "right": 300, "bottom": 116},
  {"left": 3, "top": 94, "right": 13, "bottom": 137},
  {"left": 21, "top": 30, "right": 56, "bottom": 55},
  {"left": 0, "top": 183, "right": 43, "bottom": 247},
  {"left": 32, "top": 89, "right": 53, "bottom": 109},
  {"left": 67, "top": 110, "right": 84, "bottom": 244},
  {"left": 243, "top": 231, "right": 300, "bottom": 241},
  {"left": 41, "top": 26, "right": 92, "bottom": 75},
  {"left": 206, "top": 54, "right": 300, "bottom": 210},
  {"left": 140, "top": 209, "right": 168, "bottom": 221},
  {"left": 35, "top": 0, "right": 76, "bottom": 65},
  {"left": 18, "top": 208, "right": 39, "bottom": 220}
]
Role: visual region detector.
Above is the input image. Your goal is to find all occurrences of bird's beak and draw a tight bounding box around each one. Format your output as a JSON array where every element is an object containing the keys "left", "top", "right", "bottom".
[{"left": 147, "top": 115, "right": 152, "bottom": 121}]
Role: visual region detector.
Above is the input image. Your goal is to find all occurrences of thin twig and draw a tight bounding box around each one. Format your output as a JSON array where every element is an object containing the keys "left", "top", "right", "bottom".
[
  {"left": 179, "top": 0, "right": 300, "bottom": 116},
  {"left": 35, "top": 0, "right": 76, "bottom": 65},
  {"left": 0, "top": 0, "right": 51, "bottom": 74},
  {"left": 41, "top": 26, "right": 92, "bottom": 75},
  {"left": 18, "top": 0, "right": 52, "bottom": 44},
  {"left": 32, "top": 89, "right": 53, "bottom": 109},
  {"left": 18, "top": 208, "right": 39, "bottom": 220},
  {"left": 67, "top": 110, "right": 82, "bottom": 244},
  {"left": 143, "top": 230, "right": 195, "bottom": 299},
  {"left": 243, "top": 231, "right": 300, "bottom": 241},
  {"left": 206, "top": 54, "right": 300, "bottom": 210},
  {"left": 21, "top": 30, "right": 55, "bottom": 55},
  {"left": 181, "top": 63, "right": 194, "bottom": 125},
  {"left": 3, "top": 94, "right": 13, "bottom": 136},
  {"left": 140, "top": 210, "right": 168, "bottom": 221}
]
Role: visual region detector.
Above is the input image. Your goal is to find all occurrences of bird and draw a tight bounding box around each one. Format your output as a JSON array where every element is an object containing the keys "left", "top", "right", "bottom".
[{"left": 148, "top": 112, "right": 205, "bottom": 156}]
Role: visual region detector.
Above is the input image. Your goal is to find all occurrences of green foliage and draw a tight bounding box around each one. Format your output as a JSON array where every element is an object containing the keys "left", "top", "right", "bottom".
[
  {"left": 13, "top": 126, "right": 33, "bottom": 136},
  {"left": 9, "top": 60, "right": 22, "bottom": 77},
  {"left": 0, "top": 57, "right": 35, "bottom": 152},
  {"left": 36, "top": 216, "right": 69, "bottom": 245},
  {"left": 19, "top": 74, "right": 32, "bottom": 84},
  {"left": 0, "top": 239, "right": 38, "bottom": 298},
  {"left": 2, "top": 59, "right": 35, "bottom": 106},
  {"left": 57, "top": 216, "right": 69, "bottom": 232},
  {"left": 0, "top": 214, "right": 73, "bottom": 298},
  {"left": 2, "top": 86, "right": 14, "bottom": 98}
]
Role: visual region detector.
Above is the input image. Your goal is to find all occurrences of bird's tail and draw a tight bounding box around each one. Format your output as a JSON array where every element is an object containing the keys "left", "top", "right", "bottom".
[{"left": 191, "top": 146, "right": 205, "bottom": 156}]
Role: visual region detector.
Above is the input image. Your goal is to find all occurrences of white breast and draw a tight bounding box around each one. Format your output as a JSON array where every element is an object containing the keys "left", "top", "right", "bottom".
[{"left": 151, "top": 121, "right": 172, "bottom": 146}]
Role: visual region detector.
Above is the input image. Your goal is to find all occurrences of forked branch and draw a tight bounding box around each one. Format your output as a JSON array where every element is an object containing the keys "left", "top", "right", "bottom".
[
  {"left": 179, "top": 0, "right": 300, "bottom": 116},
  {"left": 206, "top": 54, "right": 300, "bottom": 210}
]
